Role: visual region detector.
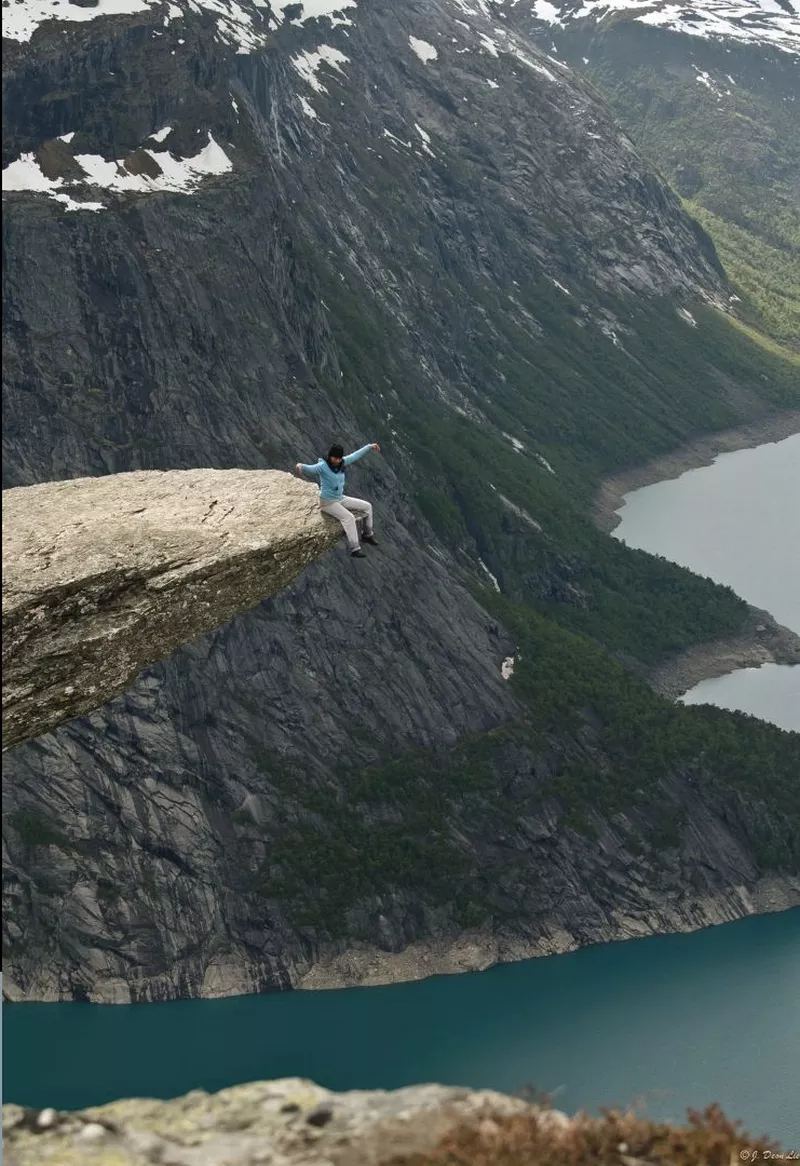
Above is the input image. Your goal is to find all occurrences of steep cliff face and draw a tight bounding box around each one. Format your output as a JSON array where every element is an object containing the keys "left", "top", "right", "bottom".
[
  {"left": 506, "top": 0, "right": 800, "bottom": 349},
  {"left": 3, "top": 0, "right": 799, "bottom": 1003},
  {"left": 3, "top": 0, "right": 737, "bottom": 488}
]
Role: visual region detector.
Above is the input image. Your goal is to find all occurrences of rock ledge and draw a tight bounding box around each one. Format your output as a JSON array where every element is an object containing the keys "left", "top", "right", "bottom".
[{"left": 2, "top": 469, "right": 339, "bottom": 750}]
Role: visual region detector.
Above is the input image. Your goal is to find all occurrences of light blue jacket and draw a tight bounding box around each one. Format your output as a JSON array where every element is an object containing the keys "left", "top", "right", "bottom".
[{"left": 299, "top": 445, "right": 373, "bottom": 501}]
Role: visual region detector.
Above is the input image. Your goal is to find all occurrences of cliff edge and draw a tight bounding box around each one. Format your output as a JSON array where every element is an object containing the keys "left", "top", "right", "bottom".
[{"left": 1, "top": 469, "right": 339, "bottom": 751}]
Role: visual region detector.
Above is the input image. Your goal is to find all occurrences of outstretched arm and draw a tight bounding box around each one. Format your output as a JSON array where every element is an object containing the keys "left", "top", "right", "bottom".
[
  {"left": 344, "top": 442, "right": 380, "bottom": 466},
  {"left": 295, "top": 459, "right": 322, "bottom": 477}
]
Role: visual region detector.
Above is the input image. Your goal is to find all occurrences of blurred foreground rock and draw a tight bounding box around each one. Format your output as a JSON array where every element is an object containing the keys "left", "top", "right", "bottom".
[{"left": 1, "top": 1077, "right": 776, "bottom": 1166}]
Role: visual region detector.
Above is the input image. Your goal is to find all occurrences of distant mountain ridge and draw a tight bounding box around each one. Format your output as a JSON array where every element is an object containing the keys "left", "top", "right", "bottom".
[{"left": 522, "top": 0, "right": 800, "bottom": 54}]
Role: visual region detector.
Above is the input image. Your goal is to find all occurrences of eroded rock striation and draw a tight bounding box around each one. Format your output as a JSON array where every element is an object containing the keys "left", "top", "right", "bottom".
[{"left": 2, "top": 470, "right": 339, "bottom": 751}]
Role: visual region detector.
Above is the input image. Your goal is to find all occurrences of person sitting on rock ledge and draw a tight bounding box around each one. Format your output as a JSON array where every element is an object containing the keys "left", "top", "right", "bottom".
[{"left": 295, "top": 442, "right": 380, "bottom": 558}]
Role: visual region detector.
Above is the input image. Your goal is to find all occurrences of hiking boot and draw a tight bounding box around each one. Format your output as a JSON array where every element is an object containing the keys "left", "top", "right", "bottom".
[
  {"left": 351, "top": 548, "right": 367, "bottom": 558},
  {"left": 361, "top": 533, "right": 378, "bottom": 545}
]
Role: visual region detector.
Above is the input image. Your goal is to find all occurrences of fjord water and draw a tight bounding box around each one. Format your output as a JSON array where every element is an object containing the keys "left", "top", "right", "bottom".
[
  {"left": 613, "top": 433, "right": 800, "bottom": 730},
  {"left": 682, "top": 662, "right": 800, "bottom": 733},
  {"left": 4, "top": 910, "right": 800, "bottom": 1142}
]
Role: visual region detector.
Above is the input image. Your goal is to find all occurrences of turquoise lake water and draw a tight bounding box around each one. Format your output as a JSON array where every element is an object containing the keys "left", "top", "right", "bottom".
[
  {"left": 4, "top": 910, "right": 800, "bottom": 1144},
  {"left": 613, "top": 432, "right": 800, "bottom": 731}
]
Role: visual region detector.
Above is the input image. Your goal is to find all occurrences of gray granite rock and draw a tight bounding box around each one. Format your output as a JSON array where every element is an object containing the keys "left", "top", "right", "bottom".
[{"left": 2, "top": 470, "right": 339, "bottom": 750}]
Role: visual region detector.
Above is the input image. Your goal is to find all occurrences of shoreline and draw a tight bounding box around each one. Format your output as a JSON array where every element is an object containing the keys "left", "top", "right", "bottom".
[
  {"left": 646, "top": 605, "right": 800, "bottom": 702},
  {"left": 593, "top": 408, "right": 800, "bottom": 703},
  {"left": 4, "top": 879, "right": 797, "bottom": 1002},
  {"left": 297, "top": 878, "right": 800, "bottom": 992},
  {"left": 592, "top": 409, "right": 800, "bottom": 535}
]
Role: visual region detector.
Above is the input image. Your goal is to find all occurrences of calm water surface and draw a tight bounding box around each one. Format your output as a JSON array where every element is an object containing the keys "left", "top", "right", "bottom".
[
  {"left": 682, "top": 662, "right": 800, "bottom": 733},
  {"left": 4, "top": 911, "right": 800, "bottom": 1143},
  {"left": 614, "top": 433, "right": 800, "bottom": 730}
]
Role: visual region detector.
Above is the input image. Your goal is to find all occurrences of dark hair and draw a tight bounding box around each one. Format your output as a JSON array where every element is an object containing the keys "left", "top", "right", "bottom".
[{"left": 327, "top": 444, "right": 345, "bottom": 470}]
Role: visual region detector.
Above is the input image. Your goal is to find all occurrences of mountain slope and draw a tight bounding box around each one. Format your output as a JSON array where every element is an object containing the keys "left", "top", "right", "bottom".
[
  {"left": 507, "top": 0, "right": 800, "bottom": 348},
  {"left": 2, "top": 0, "right": 799, "bottom": 1003}
]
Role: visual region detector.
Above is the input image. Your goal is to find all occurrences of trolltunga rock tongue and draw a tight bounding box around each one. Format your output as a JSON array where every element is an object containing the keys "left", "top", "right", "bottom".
[{"left": 1, "top": 469, "right": 339, "bottom": 751}]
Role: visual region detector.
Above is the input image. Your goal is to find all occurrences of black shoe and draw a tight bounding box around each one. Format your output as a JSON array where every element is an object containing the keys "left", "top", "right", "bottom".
[
  {"left": 351, "top": 548, "right": 367, "bottom": 558},
  {"left": 361, "top": 533, "right": 378, "bottom": 545}
]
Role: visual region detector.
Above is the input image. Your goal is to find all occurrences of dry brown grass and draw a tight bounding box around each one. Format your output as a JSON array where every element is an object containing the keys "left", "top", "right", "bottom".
[{"left": 388, "top": 1103, "right": 779, "bottom": 1166}]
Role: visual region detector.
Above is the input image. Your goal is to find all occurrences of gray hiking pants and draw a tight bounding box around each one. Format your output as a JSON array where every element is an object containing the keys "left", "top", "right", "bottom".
[{"left": 320, "top": 495, "right": 374, "bottom": 552}]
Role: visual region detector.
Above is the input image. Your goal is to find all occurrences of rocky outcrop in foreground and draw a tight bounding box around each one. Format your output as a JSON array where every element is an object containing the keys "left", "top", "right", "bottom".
[
  {"left": 1, "top": 470, "right": 338, "bottom": 751},
  {"left": 0, "top": 1078, "right": 777, "bottom": 1166}
]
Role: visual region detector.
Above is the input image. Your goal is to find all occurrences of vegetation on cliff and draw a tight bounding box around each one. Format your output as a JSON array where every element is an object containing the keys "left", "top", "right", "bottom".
[
  {"left": 545, "top": 21, "right": 800, "bottom": 353},
  {"left": 256, "top": 593, "right": 800, "bottom": 938},
  {"left": 392, "top": 1103, "right": 778, "bottom": 1166}
]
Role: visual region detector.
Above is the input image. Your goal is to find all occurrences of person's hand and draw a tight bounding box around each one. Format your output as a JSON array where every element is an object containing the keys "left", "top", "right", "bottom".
[
  {"left": 295, "top": 463, "right": 302, "bottom": 475},
  {"left": 371, "top": 443, "right": 381, "bottom": 452}
]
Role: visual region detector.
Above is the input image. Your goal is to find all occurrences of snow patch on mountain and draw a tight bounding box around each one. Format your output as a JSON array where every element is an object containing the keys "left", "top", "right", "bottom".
[
  {"left": 299, "top": 96, "right": 320, "bottom": 120},
  {"left": 3, "top": 0, "right": 357, "bottom": 49},
  {"left": 2, "top": 153, "right": 105, "bottom": 211},
  {"left": 292, "top": 46, "right": 349, "bottom": 92},
  {"left": 508, "top": 43, "right": 560, "bottom": 80},
  {"left": 181, "top": 1, "right": 269, "bottom": 52},
  {"left": 3, "top": 0, "right": 152, "bottom": 42},
  {"left": 53, "top": 194, "right": 106, "bottom": 212},
  {"left": 383, "top": 129, "right": 412, "bottom": 149},
  {"left": 523, "top": 0, "right": 800, "bottom": 54},
  {"left": 451, "top": 0, "right": 488, "bottom": 15},
  {"left": 78, "top": 135, "right": 232, "bottom": 191},
  {"left": 478, "top": 560, "right": 502, "bottom": 592},
  {"left": 2, "top": 134, "right": 232, "bottom": 205},
  {"left": 3, "top": 0, "right": 269, "bottom": 51},
  {"left": 533, "top": 0, "right": 564, "bottom": 22},
  {"left": 3, "top": 153, "right": 66, "bottom": 194},
  {"left": 692, "top": 66, "right": 733, "bottom": 94},
  {"left": 409, "top": 36, "right": 439, "bottom": 61},
  {"left": 274, "top": 0, "right": 356, "bottom": 21},
  {"left": 414, "top": 123, "right": 437, "bottom": 156},
  {"left": 498, "top": 493, "right": 543, "bottom": 532}
]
